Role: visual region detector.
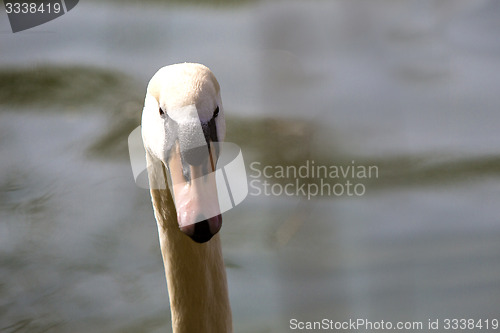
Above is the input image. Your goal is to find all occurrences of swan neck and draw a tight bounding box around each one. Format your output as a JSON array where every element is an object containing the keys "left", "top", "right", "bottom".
[{"left": 150, "top": 183, "right": 232, "bottom": 333}]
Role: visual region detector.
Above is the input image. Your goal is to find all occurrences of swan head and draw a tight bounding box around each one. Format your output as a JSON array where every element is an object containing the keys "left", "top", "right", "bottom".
[{"left": 142, "top": 63, "right": 226, "bottom": 243}]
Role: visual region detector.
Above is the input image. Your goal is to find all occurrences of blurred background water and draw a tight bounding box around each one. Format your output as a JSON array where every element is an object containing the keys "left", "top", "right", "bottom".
[{"left": 1, "top": 0, "right": 500, "bottom": 332}]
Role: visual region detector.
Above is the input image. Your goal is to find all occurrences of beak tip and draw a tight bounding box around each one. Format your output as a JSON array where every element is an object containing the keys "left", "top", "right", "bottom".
[{"left": 180, "top": 215, "right": 223, "bottom": 243}]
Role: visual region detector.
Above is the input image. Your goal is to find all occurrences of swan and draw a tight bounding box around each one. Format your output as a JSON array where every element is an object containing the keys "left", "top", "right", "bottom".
[{"left": 141, "top": 63, "right": 232, "bottom": 332}]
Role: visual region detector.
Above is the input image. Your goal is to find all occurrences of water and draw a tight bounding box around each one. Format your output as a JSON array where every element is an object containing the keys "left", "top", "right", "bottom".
[{"left": 1, "top": 1, "right": 500, "bottom": 332}]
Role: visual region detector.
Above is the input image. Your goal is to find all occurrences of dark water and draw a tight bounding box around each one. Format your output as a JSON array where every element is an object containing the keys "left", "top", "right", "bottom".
[{"left": 1, "top": 1, "right": 500, "bottom": 332}]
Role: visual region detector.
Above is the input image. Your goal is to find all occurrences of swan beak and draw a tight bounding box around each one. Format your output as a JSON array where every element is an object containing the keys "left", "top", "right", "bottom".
[
  {"left": 167, "top": 141, "right": 222, "bottom": 243},
  {"left": 181, "top": 214, "right": 222, "bottom": 244}
]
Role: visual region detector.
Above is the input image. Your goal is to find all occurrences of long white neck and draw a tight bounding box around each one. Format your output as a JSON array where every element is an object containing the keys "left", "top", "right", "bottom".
[{"left": 149, "top": 163, "right": 232, "bottom": 333}]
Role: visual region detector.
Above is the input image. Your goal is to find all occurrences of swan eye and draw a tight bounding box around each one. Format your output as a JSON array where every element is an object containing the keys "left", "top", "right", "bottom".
[
  {"left": 213, "top": 106, "right": 219, "bottom": 118},
  {"left": 159, "top": 107, "right": 165, "bottom": 116}
]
